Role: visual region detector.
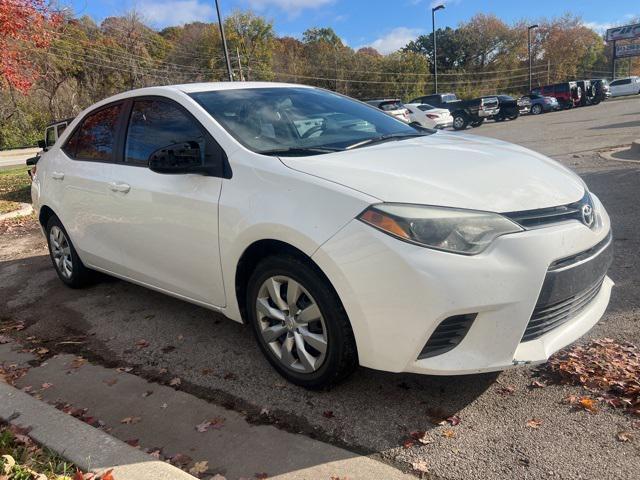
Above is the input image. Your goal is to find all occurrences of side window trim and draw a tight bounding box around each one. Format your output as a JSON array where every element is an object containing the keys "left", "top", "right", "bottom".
[
  {"left": 121, "top": 95, "right": 232, "bottom": 179},
  {"left": 62, "top": 101, "right": 127, "bottom": 164}
]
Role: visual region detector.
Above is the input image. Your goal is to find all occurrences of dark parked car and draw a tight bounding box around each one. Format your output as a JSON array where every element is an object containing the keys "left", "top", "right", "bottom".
[
  {"left": 532, "top": 82, "right": 581, "bottom": 108},
  {"left": 521, "top": 94, "right": 559, "bottom": 115},
  {"left": 588, "top": 79, "right": 611, "bottom": 103},
  {"left": 484, "top": 95, "right": 524, "bottom": 121},
  {"left": 409, "top": 93, "right": 499, "bottom": 130}
]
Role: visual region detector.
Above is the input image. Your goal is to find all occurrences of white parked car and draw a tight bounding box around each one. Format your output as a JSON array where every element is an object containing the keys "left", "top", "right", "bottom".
[
  {"left": 365, "top": 99, "right": 410, "bottom": 123},
  {"left": 32, "top": 82, "right": 614, "bottom": 389},
  {"left": 404, "top": 103, "right": 453, "bottom": 129},
  {"left": 609, "top": 76, "right": 640, "bottom": 97}
]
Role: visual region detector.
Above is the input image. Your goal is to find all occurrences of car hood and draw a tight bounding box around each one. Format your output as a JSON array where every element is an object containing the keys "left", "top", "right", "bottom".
[{"left": 279, "top": 132, "right": 586, "bottom": 212}]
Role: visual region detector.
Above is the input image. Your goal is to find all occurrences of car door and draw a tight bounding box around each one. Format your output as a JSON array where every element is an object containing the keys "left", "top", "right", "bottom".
[
  {"left": 106, "top": 97, "right": 226, "bottom": 307},
  {"left": 55, "top": 102, "right": 126, "bottom": 271}
]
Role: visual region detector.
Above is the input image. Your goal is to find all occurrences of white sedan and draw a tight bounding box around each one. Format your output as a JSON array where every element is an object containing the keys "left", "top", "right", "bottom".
[
  {"left": 32, "top": 82, "right": 613, "bottom": 389},
  {"left": 405, "top": 103, "right": 453, "bottom": 129},
  {"left": 609, "top": 76, "right": 640, "bottom": 97}
]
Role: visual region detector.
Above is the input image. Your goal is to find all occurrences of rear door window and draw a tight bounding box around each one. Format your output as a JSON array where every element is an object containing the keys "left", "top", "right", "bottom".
[{"left": 63, "top": 104, "right": 122, "bottom": 161}]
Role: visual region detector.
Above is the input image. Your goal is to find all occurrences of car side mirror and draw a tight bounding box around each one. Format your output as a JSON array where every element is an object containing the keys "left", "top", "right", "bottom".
[
  {"left": 38, "top": 140, "right": 47, "bottom": 150},
  {"left": 148, "top": 141, "right": 210, "bottom": 175}
]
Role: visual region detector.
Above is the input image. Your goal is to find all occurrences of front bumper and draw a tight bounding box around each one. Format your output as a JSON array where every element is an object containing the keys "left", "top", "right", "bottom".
[
  {"left": 435, "top": 119, "right": 453, "bottom": 129},
  {"left": 312, "top": 195, "right": 613, "bottom": 375}
]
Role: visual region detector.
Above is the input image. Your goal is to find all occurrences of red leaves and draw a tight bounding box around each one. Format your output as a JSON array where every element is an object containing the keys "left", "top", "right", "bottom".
[{"left": 544, "top": 338, "right": 640, "bottom": 415}]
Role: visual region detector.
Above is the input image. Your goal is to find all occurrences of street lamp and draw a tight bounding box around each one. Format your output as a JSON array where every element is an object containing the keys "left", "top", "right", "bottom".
[
  {"left": 528, "top": 24, "right": 539, "bottom": 92},
  {"left": 432, "top": 4, "right": 445, "bottom": 94},
  {"left": 215, "top": 0, "right": 234, "bottom": 82}
]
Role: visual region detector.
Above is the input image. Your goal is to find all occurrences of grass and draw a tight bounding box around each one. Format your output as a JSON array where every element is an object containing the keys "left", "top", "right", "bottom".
[
  {"left": 0, "top": 167, "right": 32, "bottom": 215},
  {"left": 0, "top": 424, "right": 76, "bottom": 479}
]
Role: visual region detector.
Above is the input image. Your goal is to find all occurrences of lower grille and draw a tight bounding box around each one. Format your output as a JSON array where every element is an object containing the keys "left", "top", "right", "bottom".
[
  {"left": 418, "top": 314, "right": 476, "bottom": 359},
  {"left": 522, "top": 277, "right": 604, "bottom": 342}
]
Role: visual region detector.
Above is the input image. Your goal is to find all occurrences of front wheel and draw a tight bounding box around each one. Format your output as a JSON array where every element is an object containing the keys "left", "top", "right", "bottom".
[
  {"left": 453, "top": 113, "right": 469, "bottom": 130},
  {"left": 247, "top": 255, "right": 358, "bottom": 389},
  {"left": 531, "top": 104, "right": 543, "bottom": 115}
]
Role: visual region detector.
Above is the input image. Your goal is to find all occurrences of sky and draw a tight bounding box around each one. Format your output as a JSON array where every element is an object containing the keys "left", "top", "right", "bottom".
[{"left": 63, "top": 0, "right": 639, "bottom": 54}]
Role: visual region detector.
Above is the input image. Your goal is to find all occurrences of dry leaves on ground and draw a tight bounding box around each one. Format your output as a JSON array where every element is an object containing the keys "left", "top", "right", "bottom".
[
  {"left": 526, "top": 418, "right": 543, "bottom": 429},
  {"left": 189, "top": 460, "right": 209, "bottom": 476},
  {"left": 169, "top": 377, "right": 181, "bottom": 387},
  {"left": 544, "top": 338, "right": 640, "bottom": 416},
  {"left": 195, "top": 417, "right": 225, "bottom": 432},
  {"left": 616, "top": 431, "right": 633, "bottom": 442},
  {"left": 120, "top": 416, "right": 141, "bottom": 425}
]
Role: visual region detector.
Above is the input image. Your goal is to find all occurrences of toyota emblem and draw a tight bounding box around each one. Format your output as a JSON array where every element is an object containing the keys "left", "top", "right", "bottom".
[{"left": 581, "top": 204, "right": 594, "bottom": 227}]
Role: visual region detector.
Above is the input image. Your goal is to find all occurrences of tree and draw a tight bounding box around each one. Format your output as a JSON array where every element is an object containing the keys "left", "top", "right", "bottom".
[
  {"left": 0, "top": 0, "right": 60, "bottom": 92},
  {"left": 225, "top": 11, "right": 275, "bottom": 81}
]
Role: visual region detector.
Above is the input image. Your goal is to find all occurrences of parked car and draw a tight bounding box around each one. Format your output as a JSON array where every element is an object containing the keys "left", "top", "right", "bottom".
[
  {"left": 27, "top": 118, "right": 73, "bottom": 179},
  {"left": 365, "top": 99, "right": 410, "bottom": 123},
  {"left": 404, "top": 103, "right": 453, "bottom": 129},
  {"left": 532, "top": 82, "right": 581, "bottom": 108},
  {"left": 32, "top": 82, "right": 613, "bottom": 388},
  {"left": 589, "top": 79, "right": 611, "bottom": 103},
  {"left": 485, "top": 95, "right": 522, "bottom": 121},
  {"left": 409, "top": 93, "right": 499, "bottom": 130},
  {"left": 609, "top": 76, "right": 640, "bottom": 97},
  {"left": 521, "top": 94, "right": 559, "bottom": 115},
  {"left": 517, "top": 95, "right": 532, "bottom": 115}
]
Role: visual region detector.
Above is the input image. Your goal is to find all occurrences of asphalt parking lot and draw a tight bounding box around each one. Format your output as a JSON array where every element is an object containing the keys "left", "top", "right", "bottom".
[{"left": 1, "top": 96, "right": 639, "bottom": 479}]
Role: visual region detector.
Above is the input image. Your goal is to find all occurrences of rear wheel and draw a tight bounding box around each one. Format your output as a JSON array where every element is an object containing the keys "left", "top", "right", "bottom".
[
  {"left": 531, "top": 104, "right": 543, "bottom": 115},
  {"left": 46, "top": 216, "right": 93, "bottom": 288},
  {"left": 247, "top": 255, "right": 358, "bottom": 389}
]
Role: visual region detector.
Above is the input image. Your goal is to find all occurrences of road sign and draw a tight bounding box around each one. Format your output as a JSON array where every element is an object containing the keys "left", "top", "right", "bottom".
[
  {"left": 616, "top": 43, "right": 640, "bottom": 58},
  {"left": 606, "top": 23, "right": 640, "bottom": 42}
]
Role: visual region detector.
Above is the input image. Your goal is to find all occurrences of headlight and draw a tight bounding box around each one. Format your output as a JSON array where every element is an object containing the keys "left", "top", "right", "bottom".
[{"left": 358, "top": 204, "right": 523, "bottom": 255}]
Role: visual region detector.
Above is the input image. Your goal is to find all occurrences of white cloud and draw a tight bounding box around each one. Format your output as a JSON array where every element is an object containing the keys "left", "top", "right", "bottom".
[
  {"left": 582, "top": 21, "right": 616, "bottom": 35},
  {"left": 247, "top": 0, "right": 335, "bottom": 14},
  {"left": 138, "top": 0, "right": 215, "bottom": 27},
  {"left": 364, "top": 27, "right": 423, "bottom": 55}
]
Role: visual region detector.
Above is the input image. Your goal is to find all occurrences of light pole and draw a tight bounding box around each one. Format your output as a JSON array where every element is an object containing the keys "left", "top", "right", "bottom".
[
  {"left": 528, "top": 24, "right": 538, "bottom": 92},
  {"left": 215, "top": 0, "right": 234, "bottom": 82},
  {"left": 431, "top": 4, "right": 445, "bottom": 94}
]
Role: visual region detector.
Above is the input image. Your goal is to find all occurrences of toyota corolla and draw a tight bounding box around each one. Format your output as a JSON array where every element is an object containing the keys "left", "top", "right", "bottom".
[{"left": 31, "top": 83, "right": 613, "bottom": 388}]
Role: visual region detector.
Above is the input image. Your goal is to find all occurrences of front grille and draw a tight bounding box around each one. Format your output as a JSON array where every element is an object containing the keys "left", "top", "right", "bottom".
[
  {"left": 504, "top": 192, "right": 593, "bottom": 229},
  {"left": 418, "top": 314, "right": 476, "bottom": 359},
  {"left": 522, "top": 277, "right": 604, "bottom": 342},
  {"left": 521, "top": 233, "right": 613, "bottom": 342}
]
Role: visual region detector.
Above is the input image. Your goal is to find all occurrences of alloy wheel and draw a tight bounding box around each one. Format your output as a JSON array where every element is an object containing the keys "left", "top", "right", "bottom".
[
  {"left": 49, "top": 226, "right": 73, "bottom": 279},
  {"left": 256, "top": 275, "right": 328, "bottom": 373}
]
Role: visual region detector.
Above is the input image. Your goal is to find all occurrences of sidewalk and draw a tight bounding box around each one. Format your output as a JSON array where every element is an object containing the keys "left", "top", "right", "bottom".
[{"left": 0, "top": 342, "right": 415, "bottom": 479}]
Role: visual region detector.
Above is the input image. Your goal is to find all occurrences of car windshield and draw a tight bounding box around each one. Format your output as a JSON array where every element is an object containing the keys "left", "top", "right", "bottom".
[{"left": 190, "top": 87, "right": 429, "bottom": 156}]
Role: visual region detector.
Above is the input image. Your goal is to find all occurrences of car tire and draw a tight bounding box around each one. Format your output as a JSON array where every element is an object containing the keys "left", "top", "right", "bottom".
[
  {"left": 531, "top": 104, "right": 543, "bottom": 115},
  {"left": 470, "top": 119, "right": 484, "bottom": 128},
  {"left": 453, "top": 113, "right": 469, "bottom": 130},
  {"left": 45, "top": 215, "right": 94, "bottom": 288},
  {"left": 246, "top": 255, "right": 358, "bottom": 389}
]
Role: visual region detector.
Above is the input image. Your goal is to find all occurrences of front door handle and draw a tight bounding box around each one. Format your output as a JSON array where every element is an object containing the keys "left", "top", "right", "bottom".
[
  {"left": 51, "top": 172, "right": 65, "bottom": 180},
  {"left": 108, "top": 182, "right": 131, "bottom": 194}
]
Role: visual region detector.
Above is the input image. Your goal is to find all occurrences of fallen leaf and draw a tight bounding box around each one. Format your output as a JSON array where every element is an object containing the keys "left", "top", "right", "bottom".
[
  {"left": 497, "top": 385, "right": 515, "bottom": 396},
  {"left": 41, "top": 383, "right": 53, "bottom": 390},
  {"left": 116, "top": 367, "right": 133, "bottom": 373},
  {"left": 169, "top": 377, "right": 181, "bottom": 387},
  {"left": 530, "top": 380, "right": 546, "bottom": 389},
  {"left": 170, "top": 453, "right": 192, "bottom": 466},
  {"left": 189, "top": 461, "right": 209, "bottom": 476},
  {"left": 142, "top": 390, "right": 153, "bottom": 398},
  {"left": 578, "top": 397, "right": 599, "bottom": 414},
  {"left": 0, "top": 335, "right": 12, "bottom": 344},
  {"left": 135, "top": 339, "right": 150, "bottom": 349},
  {"left": 73, "top": 470, "right": 84, "bottom": 480},
  {"left": 322, "top": 411, "right": 335, "bottom": 419},
  {"left": 526, "top": 418, "right": 543, "bottom": 429},
  {"left": 100, "top": 469, "right": 115, "bottom": 480},
  {"left": 616, "top": 431, "right": 632, "bottom": 442},
  {"left": 120, "top": 416, "right": 141, "bottom": 425},
  {"left": 103, "top": 378, "right": 118, "bottom": 387},
  {"left": 410, "top": 430, "right": 431, "bottom": 445},
  {"left": 562, "top": 395, "right": 579, "bottom": 405},
  {"left": 442, "top": 429, "right": 455, "bottom": 438},
  {"left": 36, "top": 348, "right": 49, "bottom": 355},
  {"left": 125, "top": 438, "right": 139, "bottom": 448},
  {"left": 411, "top": 460, "right": 429, "bottom": 473},
  {"left": 402, "top": 438, "right": 415, "bottom": 449},
  {"left": 446, "top": 415, "right": 461, "bottom": 426}
]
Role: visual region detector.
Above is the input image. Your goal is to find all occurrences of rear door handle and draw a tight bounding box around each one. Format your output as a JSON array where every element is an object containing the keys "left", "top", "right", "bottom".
[
  {"left": 108, "top": 182, "right": 131, "bottom": 194},
  {"left": 51, "top": 172, "right": 65, "bottom": 180}
]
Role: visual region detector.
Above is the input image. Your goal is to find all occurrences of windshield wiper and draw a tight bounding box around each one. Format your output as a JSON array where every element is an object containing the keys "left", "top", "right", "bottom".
[
  {"left": 346, "top": 133, "right": 426, "bottom": 150},
  {"left": 258, "top": 146, "right": 342, "bottom": 156}
]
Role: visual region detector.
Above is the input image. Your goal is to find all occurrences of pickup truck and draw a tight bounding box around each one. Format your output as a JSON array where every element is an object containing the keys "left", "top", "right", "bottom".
[
  {"left": 26, "top": 118, "right": 73, "bottom": 179},
  {"left": 408, "top": 93, "right": 499, "bottom": 130}
]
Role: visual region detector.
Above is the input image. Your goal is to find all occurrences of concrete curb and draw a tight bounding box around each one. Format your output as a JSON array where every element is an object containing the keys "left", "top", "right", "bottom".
[
  {"left": 0, "top": 381, "right": 196, "bottom": 480},
  {"left": 0, "top": 203, "right": 33, "bottom": 221},
  {"left": 599, "top": 140, "right": 640, "bottom": 164}
]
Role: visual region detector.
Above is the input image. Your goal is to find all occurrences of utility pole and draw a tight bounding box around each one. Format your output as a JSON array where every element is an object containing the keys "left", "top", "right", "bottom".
[
  {"left": 215, "top": 0, "right": 233, "bottom": 82},
  {"left": 611, "top": 40, "right": 617, "bottom": 80},
  {"left": 528, "top": 24, "right": 538, "bottom": 92},
  {"left": 431, "top": 4, "right": 445, "bottom": 94},
  {"left": 236, "top": 47, "right": 245, "bottom": 81}
]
